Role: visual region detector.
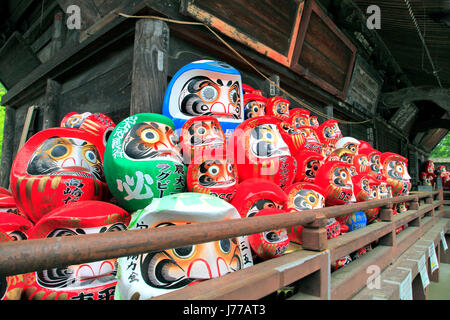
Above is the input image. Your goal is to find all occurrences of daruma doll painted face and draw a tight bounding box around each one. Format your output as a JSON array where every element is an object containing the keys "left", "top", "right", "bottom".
[
  {"left": 284, "top": 183, "right": 325, "bottom": 244},
  {"left": 380, "top": 153, "right": 411, "bottom": 197},
  {"left": 163, "top": 60, "right": 244, "bottom": 139},
  {"left": 230, "top": 116, "right": 296, "bottom": 189},
  {"left": 115, "top": 193, "right": 253, "bottom": 300},
  {"left": 231, "top": 178, "right": 287, "bottom": 218},
  {"left": 309, "top": 116, "right": 320, "bottom": 128},
  {"left": 24, "top": 201, "right": 130, "bottom": 300},
  {"left": 0, "top": 212, "right": 33, "bottom": 242},
  {"left": 187, "top": 152, "right": 238, "bottom": 202},
  {"left": 335, "top": 137, "right": 360, "bottom": 155},
  {"left": 358, "top": 141, "right": 382, "bottom": 180},
  {"left": 289, "top": 108, "right": 311, "bottom": 128},
  {"left": 179, "top": 115, "right": 226, "bottom": 163},
  {"left": 266, "top": 96, "right": 290, "bottom": 121},
  {"left": 10, "top": 127, "right": 108, "bottom": 223},
  {"left": 293, "top": 150, "right": 324, "bottom": 183},
  {"left": 104, "top": 113, "right": 187, "bottom": 213},
  {"left": 316, "top": 120, "right": 343, "bottom": 149},
  {"left": 244, "top": 93, "right": 267, "bottom": 120},
  {"left": 315, "top": 161, "right": 356, "bottom": 206},
  {"left": 60, "top": 112, "right": 115, "bottom": 149},
  {"left": 353, "top": 154, "right": 371, "bottom": 175},
  {"left": 352, "top": 174, "right": 381, "bottom": 223},
  {"left": 248, "top": 208, "right": 289, "bottom": 260}
]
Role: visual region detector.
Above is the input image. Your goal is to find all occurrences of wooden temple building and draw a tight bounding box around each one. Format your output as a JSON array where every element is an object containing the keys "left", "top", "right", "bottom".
[{"left": 0, "top": 0, "right": 449, "bottom": 189}]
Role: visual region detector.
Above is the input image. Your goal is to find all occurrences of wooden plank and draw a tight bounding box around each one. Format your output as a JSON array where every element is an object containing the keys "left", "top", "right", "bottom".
[
  {"left": 298, "top": 42, "right": 347, "bottom": 91},
  {"left": 0, "top": 32, "right": 41, "bottom": 89},
  {"left": 18, "top": 105, "right": 38, "bottom": 151},
  {"left": 181, "top": 0, "right": 304, "bottom": 66},
  {"left": 152, "top": 249, "right": 327, "bottom": 300},
  {"left": 130, "top": 18, "right": 169, "bottom": 115},
  {"left": 331, "top": 245, "right": 393, "bottom": 299},
  {"left": 328, "top": 221, "right": 393, "bottom": 261},
  {"left": 352, "top": 218, "right": 448, "bottom": 300},
  {"left": 290, "top": 0, "right": 356, "bottom": 100},
  {"left": 42, "top": 80, "right": 62, "bottom": 130},
  {"left": 303, "top": 10, "right": 352, "bottom": 72}
]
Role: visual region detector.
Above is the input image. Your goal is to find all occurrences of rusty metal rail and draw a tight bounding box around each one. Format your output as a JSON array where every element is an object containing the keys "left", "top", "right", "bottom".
[{"left": 0, "top": 192, "right": 436, "bottom": 278}]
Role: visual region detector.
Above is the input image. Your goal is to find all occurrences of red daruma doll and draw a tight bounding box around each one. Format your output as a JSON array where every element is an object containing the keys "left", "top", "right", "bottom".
[
  {"left": 231, "top": 178, "right": 287, "bottom": 218},
  {"left": 293, "top": 149, "right": 324, "bottom": 183},
  {"left": 10, "top": 127, "right": 109, "bottom": 224},
  {"left": 0, "top": 213, "right": 34, "bottom": 300},
  {"left": 24, "top": 201, "right": 130, "bottom": 300},
  {"left": 315, "top": 161, "right": 356, "bottom": 207},
  {"left": 358, "top": 141, "right": 382, "bottom": 180},
  {"left": 380, "top": 153, "right": 411, "bottom": 215},
  {"left": 316, "top": 120, "right": 343, "bottom": 150},
  {"left": 248, "top": 208, "right": 289, "bottom": 260},
  {"left": 179, "top": 115, "right": 226, "bottom": 164},
  {"left": 284, "top": 182, "right": 325, "bottom": 244},
  {"left": 266, "top": 96, "right": 290, "bottom": 121},
  {"left": 60, "top": 112, "right": 116, "bottom": 149},
  {"left": 187, "top": 151, "right": 238, "bottom": 202},
  {"left": 290, "top": 108, "right": 311, "bottom": 128},
  {"left": 230, "top": 116, "right": 296, "bottom": 190},
  {"left": 352, "top": 174, "right": 381, "bottom": 223}
]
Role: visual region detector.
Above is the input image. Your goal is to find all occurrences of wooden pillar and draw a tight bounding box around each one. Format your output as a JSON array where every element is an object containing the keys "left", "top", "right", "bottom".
[
  {"left": 130, "top": 19, "right": 169, "bottom": 115},
  {"left": 301, "top": 213, "right": 328, "bottom": 251},
  {"left": 408, "top": 198, "right": 419, "bottom": 210},
  {"left": 379, "top": 202, "right": 394, "bottom": 221},
  {"left": 0, "top": 107, "right": 16, "bottom": 189},
  {"left": 42, "top": 79, "right": 62, "bottom": 130}
]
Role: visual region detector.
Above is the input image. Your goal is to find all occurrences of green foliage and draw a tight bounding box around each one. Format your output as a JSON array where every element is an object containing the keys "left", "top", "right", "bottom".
[
  {"left": 430, "top": 132, "right": 450, "bottom": 158},
  {"left": 0, "top": 82, "right": 5, "bottom": 159}
]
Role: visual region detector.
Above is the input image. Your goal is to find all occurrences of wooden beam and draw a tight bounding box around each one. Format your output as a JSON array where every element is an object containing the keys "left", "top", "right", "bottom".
[
  {"left": 42, "top": 79, "right": 62, "bottom": 129},
  {"left": 381, "top": 86, "right": 450, "bottom": 113},
  {"left": 130, "top": 18, "right": 169, "bottom": 115}
]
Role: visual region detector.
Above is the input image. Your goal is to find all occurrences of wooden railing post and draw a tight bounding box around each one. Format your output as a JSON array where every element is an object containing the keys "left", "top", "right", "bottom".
[
  {"left": 408, "top": 197, "right": 419, "bottom": 210},
  {"left": 437, "top": 188, "right": 444, "bottom": 213},
  {"left": 379, "top": 202, "right": 394, "bottom": 221},
  {"left": 301, "top": 213, "right": 328, "bottom": 251}
]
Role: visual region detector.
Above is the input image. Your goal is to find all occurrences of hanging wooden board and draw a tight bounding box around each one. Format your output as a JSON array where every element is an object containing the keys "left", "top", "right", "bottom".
[
  {"left": 346, "top": 55, "right": 383, "bottom": 116},
  {"left": 180, "top": 0, "right": 305, "bottom": 67},
  {"left": 290, "top": 0, "right": 357, "bottom": 100}
]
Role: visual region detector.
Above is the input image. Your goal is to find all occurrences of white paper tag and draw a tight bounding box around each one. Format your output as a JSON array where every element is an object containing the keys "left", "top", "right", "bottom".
[
  {"left": 428, "top": 243, "right": 439, "bottom": 273},
  {"left": 441, "top": 230, "right": 448, "bottom": 251},
  {"left": 418, "top": 254, "right": 430, "bottom": 288},
  {"left": 399, "top": 270, "right": 413, "bottom": 300},
  {"left": 385, "top": 267, "right": 413, "bottom": 300}
]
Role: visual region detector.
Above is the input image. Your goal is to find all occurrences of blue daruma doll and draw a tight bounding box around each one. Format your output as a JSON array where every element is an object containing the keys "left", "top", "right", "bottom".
[{"left": 163, "top": 60, "right": 245, "bottom": 140}]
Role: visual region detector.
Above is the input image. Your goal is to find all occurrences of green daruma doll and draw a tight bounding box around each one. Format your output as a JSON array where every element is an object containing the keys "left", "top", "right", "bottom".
[{"left": 104, "top": 113, "right": 187, "bottom": 213}]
